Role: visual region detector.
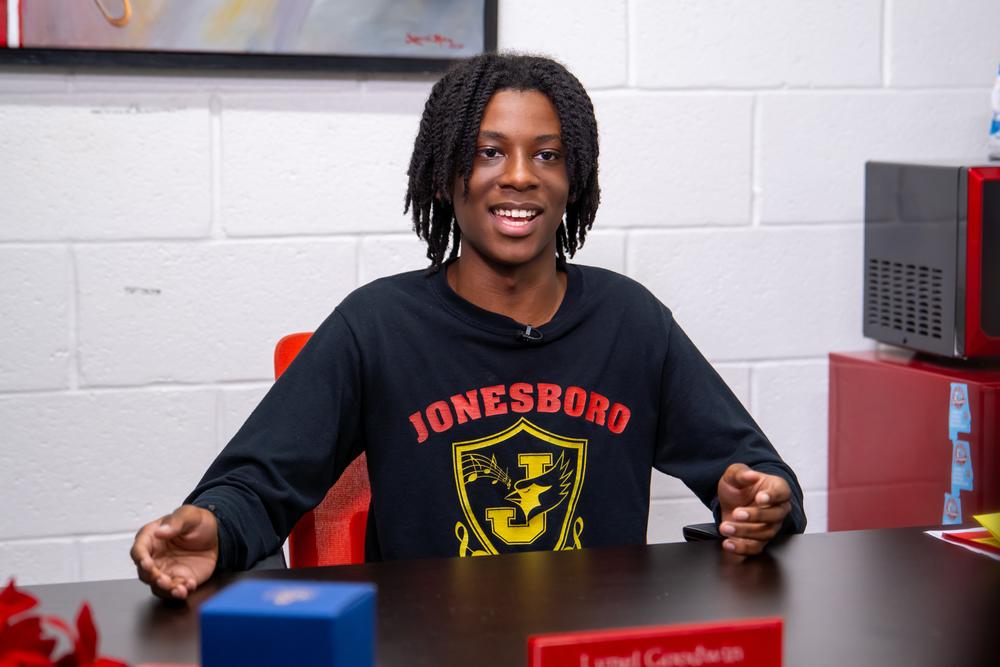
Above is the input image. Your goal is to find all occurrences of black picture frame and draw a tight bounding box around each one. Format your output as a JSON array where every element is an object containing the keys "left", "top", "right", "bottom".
[{"left": 0, "top": 1, "right": 497, "bottom": 74}]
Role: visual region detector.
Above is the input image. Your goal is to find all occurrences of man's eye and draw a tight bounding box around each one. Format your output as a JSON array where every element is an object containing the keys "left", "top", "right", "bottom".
[{"left": 537, "top": 150, "right": 560, "bottom": 161}]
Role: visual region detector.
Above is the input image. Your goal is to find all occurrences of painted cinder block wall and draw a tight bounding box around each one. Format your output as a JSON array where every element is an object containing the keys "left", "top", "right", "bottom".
[{"left": 1, "top": 0, "right": 997, "bottom": 584}]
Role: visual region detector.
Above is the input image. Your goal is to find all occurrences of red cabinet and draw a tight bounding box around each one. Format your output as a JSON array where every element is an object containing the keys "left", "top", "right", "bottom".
[{"left": 828, "top": 350, "right": 1000, "bottom": 530}]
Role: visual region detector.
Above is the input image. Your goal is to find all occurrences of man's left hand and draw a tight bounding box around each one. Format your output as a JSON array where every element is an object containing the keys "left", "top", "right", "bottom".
[{"left": 716, "top": 463, "right": 792, "bottom": 556}]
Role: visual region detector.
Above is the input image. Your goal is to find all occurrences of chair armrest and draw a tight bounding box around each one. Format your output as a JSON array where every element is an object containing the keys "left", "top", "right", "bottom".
[{"left": 682, "top": 522, "right": 721, "bottom": 542}]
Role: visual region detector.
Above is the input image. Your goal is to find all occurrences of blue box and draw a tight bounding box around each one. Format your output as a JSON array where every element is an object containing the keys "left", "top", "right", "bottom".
[{"left": 200, "top": 580, "right": 375, "bottom": 667}]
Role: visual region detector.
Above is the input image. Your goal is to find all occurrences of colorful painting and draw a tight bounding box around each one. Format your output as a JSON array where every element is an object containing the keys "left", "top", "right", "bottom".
[{"left": 0, "top": 0, "right": 496, "bottom": 70}]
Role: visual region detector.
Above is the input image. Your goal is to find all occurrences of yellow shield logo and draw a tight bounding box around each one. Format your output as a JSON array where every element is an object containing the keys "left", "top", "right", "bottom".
[{"left": 452, "top": 418, "right": 586, "bottom": 556}]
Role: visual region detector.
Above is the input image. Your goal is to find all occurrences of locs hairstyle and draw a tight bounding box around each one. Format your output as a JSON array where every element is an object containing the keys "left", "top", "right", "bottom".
[{"left": 404, "top": 53, "right": 601, "bottom": 270}]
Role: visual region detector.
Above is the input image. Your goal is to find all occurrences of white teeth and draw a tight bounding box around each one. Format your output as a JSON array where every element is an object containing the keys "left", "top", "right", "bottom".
[{"left": 493, "top": 208, "right": 538, "bottom": 219}]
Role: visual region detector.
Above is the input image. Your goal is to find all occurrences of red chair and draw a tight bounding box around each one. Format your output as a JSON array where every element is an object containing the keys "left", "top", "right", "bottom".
[{"left": 275, "top": 332, "right": 370, "bottom": 567}]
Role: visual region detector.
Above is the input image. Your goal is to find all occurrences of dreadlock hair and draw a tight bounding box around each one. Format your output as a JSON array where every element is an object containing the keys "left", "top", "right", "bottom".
[{"left": 404, "top": 52, "right": 601, "bottom": 271}]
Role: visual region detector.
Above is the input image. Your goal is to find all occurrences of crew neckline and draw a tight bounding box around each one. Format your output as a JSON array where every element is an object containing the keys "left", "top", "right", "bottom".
[{"left": 429, "top": 258, "right": 584, "bottom": 342}]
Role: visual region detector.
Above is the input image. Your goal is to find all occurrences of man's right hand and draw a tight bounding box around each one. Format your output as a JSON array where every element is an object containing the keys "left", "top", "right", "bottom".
[{"left": 130, "top": 504, "right": 219, "bottom": 601}]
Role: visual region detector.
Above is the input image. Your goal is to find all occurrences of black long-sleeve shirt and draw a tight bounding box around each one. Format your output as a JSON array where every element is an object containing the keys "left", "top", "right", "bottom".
[{"left": 189, "top": 262, "right": 806, "bottom": 569}]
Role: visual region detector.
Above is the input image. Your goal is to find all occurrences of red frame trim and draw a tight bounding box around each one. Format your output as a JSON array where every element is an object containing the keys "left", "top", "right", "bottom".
[
  {"left": 0, "top": 0, "right": 21, "bottom": 48},
  {"left": 1, "top": 1, "right": 8, "bottom": 48},
  {"left": 965, "top": 167, "right": 1000, "bottom": 357}
]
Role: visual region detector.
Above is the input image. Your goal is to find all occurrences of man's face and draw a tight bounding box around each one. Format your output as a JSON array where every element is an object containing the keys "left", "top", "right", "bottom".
[{"left": 450, "top": 89, "right": 570, "bottom": 270}]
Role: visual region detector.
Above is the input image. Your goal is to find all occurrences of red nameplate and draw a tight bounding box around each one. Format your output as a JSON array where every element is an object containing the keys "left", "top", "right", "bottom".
[{"left": 528, "top": 617, "right": 782, "bottom": 667}]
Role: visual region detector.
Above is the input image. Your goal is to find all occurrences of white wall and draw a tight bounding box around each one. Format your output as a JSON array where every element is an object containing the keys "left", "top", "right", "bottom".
[{"left": 1, "top": 0, "right": 997, "bottom": 584}]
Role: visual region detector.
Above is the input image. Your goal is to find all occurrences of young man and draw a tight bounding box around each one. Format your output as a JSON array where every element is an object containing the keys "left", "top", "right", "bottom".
[{"left": 132, "top": 54, "right": 805, "bottom": 600}]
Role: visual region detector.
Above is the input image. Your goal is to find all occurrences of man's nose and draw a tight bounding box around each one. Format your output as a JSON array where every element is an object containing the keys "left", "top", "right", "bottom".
[{"left": 499, "top": 152, "right": 539, "bottom": 190}]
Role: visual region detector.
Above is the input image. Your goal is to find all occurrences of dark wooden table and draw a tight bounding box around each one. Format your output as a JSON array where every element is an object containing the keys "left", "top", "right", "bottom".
[{"left": 25, "top": 528, "right": 999, "bottom": 666}]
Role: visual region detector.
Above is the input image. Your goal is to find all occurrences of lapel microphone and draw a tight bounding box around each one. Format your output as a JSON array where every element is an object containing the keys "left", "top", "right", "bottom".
[{"left": 519, "top": 325, "right": 544, "bottom": 343}]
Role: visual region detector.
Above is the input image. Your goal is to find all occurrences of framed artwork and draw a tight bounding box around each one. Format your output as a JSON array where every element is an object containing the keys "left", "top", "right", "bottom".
[{"left": 0, "top": 0, "right": 498, "bottom": 72}]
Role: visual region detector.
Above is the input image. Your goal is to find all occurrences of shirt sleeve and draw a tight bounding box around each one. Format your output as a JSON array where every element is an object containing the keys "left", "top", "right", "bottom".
[
  {"left": 652, "top": 314, "right": 807, "bottom": 536},
  {"left": 187, "top": 309, "right": 365, "bottom": 570}
]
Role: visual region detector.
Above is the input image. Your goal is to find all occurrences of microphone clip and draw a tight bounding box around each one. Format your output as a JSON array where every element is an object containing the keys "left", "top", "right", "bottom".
[{"left": 519, "top": 325, "right": 544, "bottom": 343}]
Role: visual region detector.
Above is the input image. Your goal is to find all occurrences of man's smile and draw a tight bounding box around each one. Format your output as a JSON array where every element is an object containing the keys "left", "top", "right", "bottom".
[{"left": 489, "top": 203, "right": 544, "bottom": 235}]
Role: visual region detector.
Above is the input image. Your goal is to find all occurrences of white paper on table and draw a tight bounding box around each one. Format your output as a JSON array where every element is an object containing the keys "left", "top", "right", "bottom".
[{"left": 925, "top": 528, "right": 1000, "bottom": 561}]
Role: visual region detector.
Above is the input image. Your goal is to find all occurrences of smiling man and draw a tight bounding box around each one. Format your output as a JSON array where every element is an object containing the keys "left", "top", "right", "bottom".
[{"left": 132, "top": 53, "right": 806, "bottom": 600}]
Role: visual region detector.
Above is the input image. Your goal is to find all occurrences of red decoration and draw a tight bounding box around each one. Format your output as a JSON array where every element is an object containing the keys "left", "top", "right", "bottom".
[
  {"left": 0, "top": 582, "right": 38, "bottom": 626},
  {"left": 0, "top": 580, "right": 129, "bottom": 667}
]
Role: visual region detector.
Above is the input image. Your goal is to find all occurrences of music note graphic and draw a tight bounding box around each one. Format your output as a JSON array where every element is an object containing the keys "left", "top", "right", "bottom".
[{"left": 462, "top": 453, "right": 512, "bottom": 489}]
